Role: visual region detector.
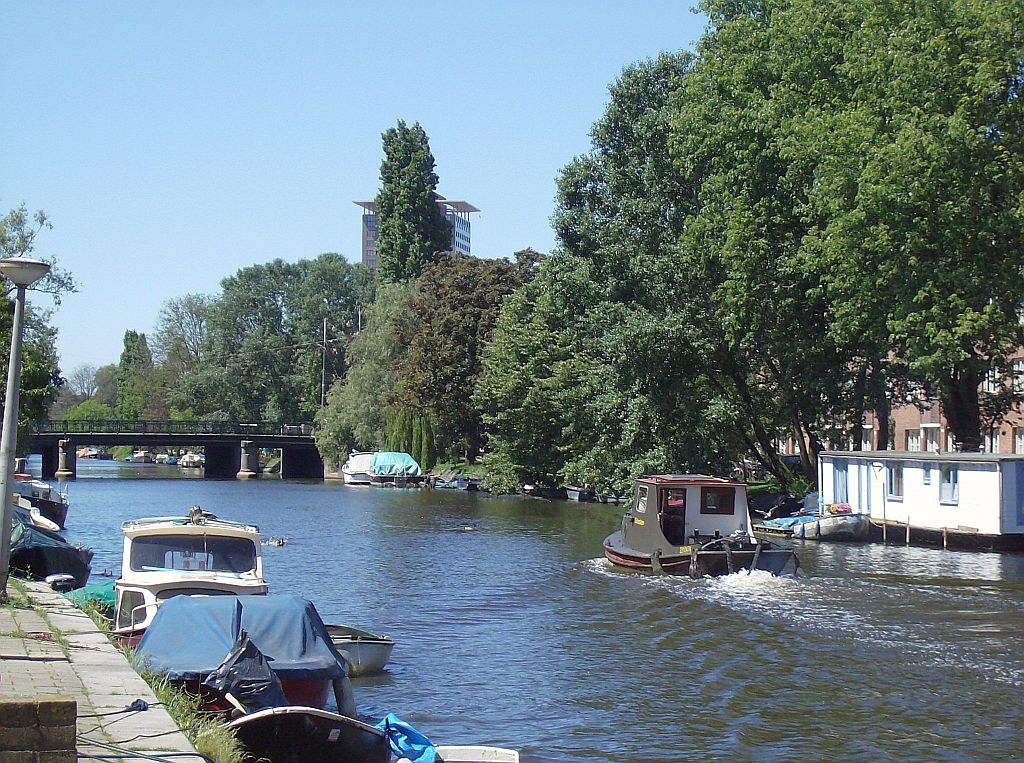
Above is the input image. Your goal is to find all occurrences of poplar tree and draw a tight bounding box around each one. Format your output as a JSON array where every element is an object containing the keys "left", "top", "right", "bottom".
[{"left": 374, "top": 121, "right": 451, "bottom": 283}]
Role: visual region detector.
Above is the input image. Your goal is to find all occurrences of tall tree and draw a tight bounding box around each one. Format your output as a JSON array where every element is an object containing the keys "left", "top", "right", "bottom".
[
  {"left": 374, "top": 121, "right": 451, "bottom": 283},
  {"left": 115, "top": 331, "right": 156, "bottom": 420},
  {"left": 396, "top": 252, "right": 520, "bottom": 461}
]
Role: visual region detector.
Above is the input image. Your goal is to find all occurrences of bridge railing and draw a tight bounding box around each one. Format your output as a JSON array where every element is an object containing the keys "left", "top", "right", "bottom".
[{"left": 36, "top": 419, "right": 314, "bottom": 437}]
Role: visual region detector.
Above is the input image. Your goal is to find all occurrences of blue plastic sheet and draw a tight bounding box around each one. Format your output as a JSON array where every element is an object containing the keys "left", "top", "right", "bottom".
[
  {"left": 375, "top": 712, "right": 437, "bottom": 763},
  {"left": 370, "top": 452, "right": 422, "bottom": 476}
]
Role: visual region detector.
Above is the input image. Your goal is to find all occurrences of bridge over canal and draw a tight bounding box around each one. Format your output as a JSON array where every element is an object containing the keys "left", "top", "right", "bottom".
[{"left": 30, "top": 420, "right": 324, "bottom": 480}]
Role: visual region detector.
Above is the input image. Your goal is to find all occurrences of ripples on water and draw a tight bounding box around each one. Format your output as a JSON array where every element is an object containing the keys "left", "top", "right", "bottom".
[{"left": 52, "top": 461, "right": 1024, "bottom": 762}]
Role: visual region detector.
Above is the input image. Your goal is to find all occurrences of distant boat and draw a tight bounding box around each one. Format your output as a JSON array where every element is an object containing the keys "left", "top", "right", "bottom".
[
  {"left": 178, "top": 452, "right": 204, "bottom": 468},
  {"left": 341, "top": 451, "right": 374, "bottom": 485},
  {"left": 565, "top": 486, "right": 592, "bottom": 502},
  {"left": 127, "top": 450, "right": 154, "bottom": 463},
  {"left": 368, "top": 451, "right": 423, "bottom": 487}
]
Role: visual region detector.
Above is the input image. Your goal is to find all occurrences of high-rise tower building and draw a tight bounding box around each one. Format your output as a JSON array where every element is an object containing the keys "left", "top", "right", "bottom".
[{"left": 354, "top": 195, "right": 479, "bottom": 270}]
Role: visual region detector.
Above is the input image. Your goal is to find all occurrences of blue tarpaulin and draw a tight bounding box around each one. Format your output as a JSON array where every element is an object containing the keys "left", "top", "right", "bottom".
[
  {"left": 371, "top": 451, "right": 422, "bottom": 477},
  {"left": 135, "top": 594, "right": 346, "bottom": 682},
  {"left": 375, "top": 712, "right": 437, "bottom": 763}
]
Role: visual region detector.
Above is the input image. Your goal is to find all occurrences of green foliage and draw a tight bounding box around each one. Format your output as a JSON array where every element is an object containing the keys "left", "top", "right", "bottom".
[
  {"left": 315, "top": 282, "right": 414, "bottom": 464},
  {"left": 375, "top": 121, "right": 452, "bottom": 283},
  {"left": 395, "top": 252, "right": 522, "bottom": 461},
  {"left": 66, "top": 398, "right": 113, "bottom": 420},
  {"left": 170, "top": 254, "right": 371, "bottom": 422},
  {"left": 115, "top": 331, "right": 156, "bottom": 420}
]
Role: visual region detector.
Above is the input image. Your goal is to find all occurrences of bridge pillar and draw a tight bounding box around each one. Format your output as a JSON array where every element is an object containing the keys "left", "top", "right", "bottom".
[
  {"left": 237, "top": 440, "right": 259, "bottom": 480},
  {"left": 39, "top": 442, "right": 60, "bottom": 481},
  {"left": 55, "top": 438, "right": 76, "bottom": 481},
  {"left": 280, "top": 444, "right": 324, "bottom": 479}
]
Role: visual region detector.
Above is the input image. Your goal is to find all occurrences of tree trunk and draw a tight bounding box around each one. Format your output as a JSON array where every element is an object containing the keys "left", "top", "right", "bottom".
[
  {"left": 940, "top": 365, "right": 982, "bottom": 452},
  {"left": 870, "top": 360, "right": 891, "bottom": 450}
]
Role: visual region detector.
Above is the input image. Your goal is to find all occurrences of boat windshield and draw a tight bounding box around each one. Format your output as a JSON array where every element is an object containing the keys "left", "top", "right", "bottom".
[{"left": 130, "top": 534, "right": 258, "bottom": 574}]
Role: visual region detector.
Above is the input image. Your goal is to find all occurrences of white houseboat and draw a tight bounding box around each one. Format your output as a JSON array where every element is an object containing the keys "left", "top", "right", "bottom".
[
  {"left": 113, "top": 507, "right": 268, "bottom": 646},
  {"left": 817, "top": 451, "right": 1024, "bottom": 551}
]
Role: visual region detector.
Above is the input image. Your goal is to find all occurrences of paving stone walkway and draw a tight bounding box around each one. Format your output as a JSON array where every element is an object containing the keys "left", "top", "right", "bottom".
[{"left": 0, "top": 579, "right": 205, "bottom": 762}]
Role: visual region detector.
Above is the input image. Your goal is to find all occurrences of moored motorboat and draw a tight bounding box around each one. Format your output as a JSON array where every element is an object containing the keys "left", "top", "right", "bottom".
[
  {"left": 368, "top": 451, "right": 423, "bottom": 487},
  {"left": 341, "top": 451, "right": 375, "bottom": 485},
  {"left": 178, "top": 452, "right": 204, "bottom": 468},
  {"left": 325, "top": 624, "right": 395, "bottom": 676},
  {"left": 112, "top": 507, "right": 268, "bottom": 646},
  {"left": 603, "top": 474, "right": 798, "bottom": 577},
  {"left": 12, "top": 474, "right": 69, "bottom": 528},
  {"left": 135, "top": 593, "right": 353, "bottom": 712},
  {"left": 8, "top": 519, "right": 92, "bottom": 590},
  {"left": 755, "top": 501, "right": 870, "bottom": 542}
]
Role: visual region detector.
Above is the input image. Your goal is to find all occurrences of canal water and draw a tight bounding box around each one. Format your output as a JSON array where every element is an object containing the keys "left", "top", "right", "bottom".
[{"left": 46, "top": 459, "right": 1024, "bottom": 762}]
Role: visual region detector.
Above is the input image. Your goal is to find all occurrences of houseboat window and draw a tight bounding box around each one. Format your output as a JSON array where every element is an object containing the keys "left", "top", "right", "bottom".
[
  {"left": 886, "top": 463, "right": 903, "bottom": 498},
  {"left": 130, "top": 535, "right": 257, "bottom": 574},
  {"left": 939, "top": 465, "right": 959, "bottom": 504},
  {"left": 635, "top": 486, "right": 648, "bottom": 514},
  {"left": 922, "top": 463, "right": 932, "bottom": 484},
  {"left": 834, "top": 463, "right": 849, "bottom": 503},
  {"left": 700, "top": 486, "right": 735, "bottom": 515},
  {"left": 116, "top": 589, "right": 144, "bottom": 630}
]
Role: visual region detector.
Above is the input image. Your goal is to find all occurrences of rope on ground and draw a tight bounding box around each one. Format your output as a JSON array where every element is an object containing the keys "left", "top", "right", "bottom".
[{"left": 76, "top": 735, "right": 213, "bottom": 763}]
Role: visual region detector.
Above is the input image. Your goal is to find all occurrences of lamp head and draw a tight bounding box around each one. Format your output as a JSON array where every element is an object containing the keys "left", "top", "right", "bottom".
[{"left": 0, "top": 257, "right": 51, "bottom": 287}]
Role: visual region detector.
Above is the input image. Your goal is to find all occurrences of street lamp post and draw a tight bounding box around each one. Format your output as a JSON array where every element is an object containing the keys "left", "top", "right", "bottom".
[{"left": 0, "top": 257, "right": 51, "bottom": 599}]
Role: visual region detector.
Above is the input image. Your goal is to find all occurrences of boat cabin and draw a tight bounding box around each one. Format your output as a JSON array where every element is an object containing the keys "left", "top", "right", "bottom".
[
  {"left": 114, "top": 511, "right": 268, "bottom": 640},
  {"left": 818, "top": 451, "right": 1024, "bottom": 551},
  {"left": 620, "top": 475, "right": 753, "bottom": 551}
]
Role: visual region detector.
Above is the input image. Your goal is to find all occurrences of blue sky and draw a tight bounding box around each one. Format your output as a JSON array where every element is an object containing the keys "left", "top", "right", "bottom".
[{"left": 2, "top": 2, "right": 705, "bottom": 373}]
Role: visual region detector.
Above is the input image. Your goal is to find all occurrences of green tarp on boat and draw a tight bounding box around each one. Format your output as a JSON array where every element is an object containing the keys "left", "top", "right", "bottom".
[
  {"left": 370, "top": 451, "right": 422, "bottom": 477},
  {"left": 66, "top": 577, "right": 116, "bottom": 617}
]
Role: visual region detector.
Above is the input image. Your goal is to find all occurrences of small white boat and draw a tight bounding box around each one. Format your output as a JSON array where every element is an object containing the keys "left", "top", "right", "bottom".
[
  {"left": 432, "top": 746, "right": 520, "bottom": 763},
  {"left": 178, "top": 452, "right": 204, "bottom": 468},
  {"left": 325, "top": 624, "right": 395, "bottom": 676},
  {"left": 128, "top": 450, "right": 154, "bottom": 463}
]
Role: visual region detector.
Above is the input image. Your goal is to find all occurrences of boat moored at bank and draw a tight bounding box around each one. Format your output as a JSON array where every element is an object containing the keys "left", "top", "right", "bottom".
[
  {"left": 603, "top": 474, "right": 798, "bottom": 577},
  {"left": 113, "top": 507, "right": 268, "bottom": 646}
]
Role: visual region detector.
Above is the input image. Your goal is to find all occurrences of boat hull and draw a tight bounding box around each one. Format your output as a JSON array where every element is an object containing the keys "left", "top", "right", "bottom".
[
  {"left": 223, "top": 706, "right": 389, "bottom": 763},
  {"left": 791, "top": 514, "right": 870, "bottom": 541},
  {"left": 604, "top": 534, "right": 795, "bottom": 577},
  {"left": 325, "top": 625, "right": 394, "bottom": 676}
]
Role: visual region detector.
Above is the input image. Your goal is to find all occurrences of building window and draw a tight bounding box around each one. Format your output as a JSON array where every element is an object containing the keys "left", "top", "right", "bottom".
[
  {"left": 861, "top": 426, "right": 874, "bottom": 451},
  {"left": 984, "top": 428, "right": 1000, "bottom": 454},
  {"left": 834, "top": 463, "right": 848, "bottom": 503},
  {"left": 905, "top": 429, "right": 922, "bottom": 451},
  {"left": 886, "top": 463, "right": 904, "bottom": 498},
  {"left": 939, "top": 465, "right": 959, "bottom": 504},
  {"left": 1014, "top": 359, "right": 1024, "bottom": 394},
  {"left": 923, "top": 428, "right": 940, "bottom": 452},
  {"left": 1015, "top": 428, "right": 1024, "bottom": 455},
  {"left": 983, "top": 368, "right": 1000, "bottom": 394}
]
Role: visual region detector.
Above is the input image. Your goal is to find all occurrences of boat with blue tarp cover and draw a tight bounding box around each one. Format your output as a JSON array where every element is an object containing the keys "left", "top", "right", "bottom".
[
  {"left": 135, "top": 593, "right": 354, "bottom": 713},
  {"left": 369, "top": 451, "right": 423, "bottom": 486}
]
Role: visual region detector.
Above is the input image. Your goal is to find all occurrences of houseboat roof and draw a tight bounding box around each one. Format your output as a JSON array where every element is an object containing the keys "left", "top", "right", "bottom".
[
  {"left": 120, "top": 515, "right": 260, "bottom": 538},
  {"left": 639, "top": 474, "right": 745, "bottom": 486},
  {"left": 820, "top": 450, "right": 1024, "bottom": 463}
]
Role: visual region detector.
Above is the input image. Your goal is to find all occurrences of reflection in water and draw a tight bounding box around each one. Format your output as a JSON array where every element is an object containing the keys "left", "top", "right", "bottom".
[{"left": 47, "top": 463, "right": 1024, "bottom": 763}]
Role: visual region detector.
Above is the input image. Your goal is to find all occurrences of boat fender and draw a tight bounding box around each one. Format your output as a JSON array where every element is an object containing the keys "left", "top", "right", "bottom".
[{"left": 689, "top": 546, "right": 701, "bottom": 579}]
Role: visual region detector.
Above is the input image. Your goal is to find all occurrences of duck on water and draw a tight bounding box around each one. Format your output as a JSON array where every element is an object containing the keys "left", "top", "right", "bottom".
[{"left": 603, "top": 474, "right": 799, "bottom": 577}]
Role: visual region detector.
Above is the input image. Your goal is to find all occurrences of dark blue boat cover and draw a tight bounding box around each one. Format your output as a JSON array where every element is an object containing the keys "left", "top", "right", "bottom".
[{"left": 135, "top": 594, "right": 346, "bottom": 682}]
